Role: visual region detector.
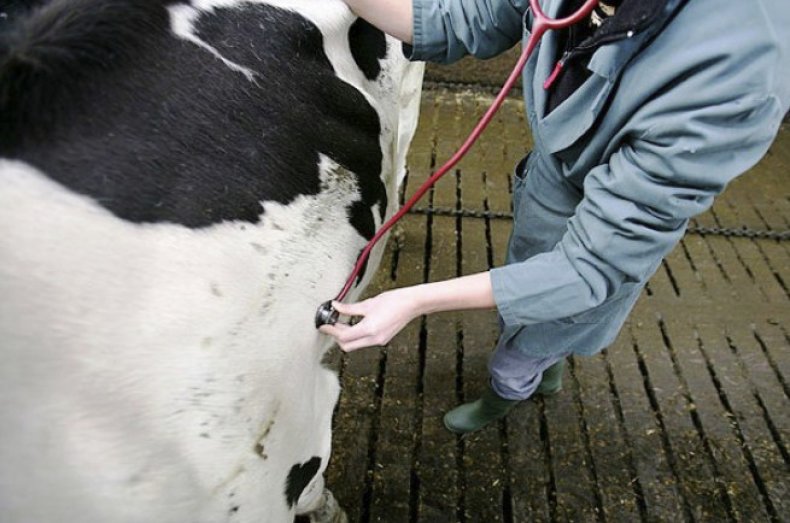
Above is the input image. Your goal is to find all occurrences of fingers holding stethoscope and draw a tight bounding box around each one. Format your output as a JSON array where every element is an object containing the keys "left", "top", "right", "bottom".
[
  {"left": 316, "top": 300, "right": 365, "bottom": 351},
  {"left": 319, "top": 293, "right": 418, "bottom": 352}
]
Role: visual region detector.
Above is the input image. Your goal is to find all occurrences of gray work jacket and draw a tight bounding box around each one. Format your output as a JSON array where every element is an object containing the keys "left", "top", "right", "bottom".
[{"left": 409, "top": 0, "right": 790, "bottom": 355}]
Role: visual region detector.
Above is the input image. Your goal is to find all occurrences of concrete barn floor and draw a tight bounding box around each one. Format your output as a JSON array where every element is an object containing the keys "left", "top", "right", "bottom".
[{"left": 324, "top": 87, "right": 789, "bottom": 523}]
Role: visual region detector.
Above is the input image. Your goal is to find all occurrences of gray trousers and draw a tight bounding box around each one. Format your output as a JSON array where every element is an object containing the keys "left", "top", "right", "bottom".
[{"left": 488, "top": 344, "right": 569, "bottom": 400}]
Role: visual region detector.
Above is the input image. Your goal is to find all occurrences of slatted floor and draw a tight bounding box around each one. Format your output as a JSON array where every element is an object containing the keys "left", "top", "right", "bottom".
[{"left": 325, "top": 89, "right": 789, "bottom": 523}]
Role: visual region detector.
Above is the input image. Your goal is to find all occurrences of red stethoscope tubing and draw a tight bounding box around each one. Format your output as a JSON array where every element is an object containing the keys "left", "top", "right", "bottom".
[{"left": 334, "top": 0, "right": 599, "bottom": 302}]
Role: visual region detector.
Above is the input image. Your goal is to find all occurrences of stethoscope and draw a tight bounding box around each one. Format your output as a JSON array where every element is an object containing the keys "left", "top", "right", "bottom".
[{"left": 316, "top": 0, "right": 600, "bottom": 328}]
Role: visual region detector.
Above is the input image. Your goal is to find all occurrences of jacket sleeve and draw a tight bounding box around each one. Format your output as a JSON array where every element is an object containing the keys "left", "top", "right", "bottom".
[
  {"left": 406, "top": 0, "right": 529, "bottom": 63},
  {"left": 489, "top": 89, "right": 786, "bottom": 326}
]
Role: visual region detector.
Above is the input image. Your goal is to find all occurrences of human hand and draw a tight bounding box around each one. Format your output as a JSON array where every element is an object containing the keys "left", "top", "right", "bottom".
[{"left": 318, "top": 288, "right": 423, "bottom": 352}]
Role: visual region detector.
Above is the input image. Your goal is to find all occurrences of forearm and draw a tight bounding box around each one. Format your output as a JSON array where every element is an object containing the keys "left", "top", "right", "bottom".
[
  {"left": 411, "top": 272, "right": 495, "bottom": 315},
  {"left": 320, "top": 272, "right": 495, "bottom": 351},
  {"left": 343, "top": 0, "right": 414, "bottom": 43}
]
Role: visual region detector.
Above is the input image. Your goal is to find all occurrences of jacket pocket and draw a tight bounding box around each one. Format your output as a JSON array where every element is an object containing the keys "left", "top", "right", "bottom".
[
  {"left": 514, "top": 151, "right": 531, "bottom": 182},
  {"left": 511, "top": 151, "right": 531, "bottom": 216}
]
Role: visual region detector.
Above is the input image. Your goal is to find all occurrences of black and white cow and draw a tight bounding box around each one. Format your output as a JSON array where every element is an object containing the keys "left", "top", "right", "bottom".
[{"left": 0, "top": 0, "right": 423, "bottom": 521}]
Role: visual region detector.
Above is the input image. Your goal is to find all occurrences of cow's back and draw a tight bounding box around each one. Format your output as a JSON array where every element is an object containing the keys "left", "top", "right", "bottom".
[{"left": 0, "top": 1, "right": 422, "bottom": 521}]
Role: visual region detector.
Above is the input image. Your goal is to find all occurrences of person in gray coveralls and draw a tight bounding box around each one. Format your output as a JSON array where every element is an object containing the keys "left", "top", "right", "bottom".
[{"left": 320, "top": 0, "right": 790, "bottom": 434}]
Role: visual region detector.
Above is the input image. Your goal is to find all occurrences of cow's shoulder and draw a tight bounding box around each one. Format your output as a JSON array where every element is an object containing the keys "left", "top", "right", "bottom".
[{"left": 0, "top": 1, "right": 389, "bottom": 237}]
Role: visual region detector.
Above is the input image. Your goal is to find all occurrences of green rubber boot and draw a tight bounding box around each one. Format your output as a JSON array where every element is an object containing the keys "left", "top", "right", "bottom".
[
  {"left": 443, "top": 386, "right": 519, "bottom": 434},
  {"left": 535, "top": 359, "right": 565, "bottom": 396}
]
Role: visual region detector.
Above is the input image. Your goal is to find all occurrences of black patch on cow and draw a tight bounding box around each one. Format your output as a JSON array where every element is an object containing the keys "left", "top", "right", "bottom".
[
  {"left": 0, "top": 1, "right": 387, "bottom": 240},
  {"left": 348, "top": 17, "right": 386, "bottom": 81},
  {"left": 0, "top": 0, "right": 170, "bottom": 141},
  {"left": 0, "top": 1, "right": 46, "bottom": 25},
  {"left": 284, "top": 456, "right": 321, "bottom": 508}
]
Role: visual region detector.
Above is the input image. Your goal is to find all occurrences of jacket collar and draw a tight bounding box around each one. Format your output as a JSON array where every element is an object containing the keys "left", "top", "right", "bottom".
[{"left": 532, "top": 0, "right": 687, "bottom": 155}]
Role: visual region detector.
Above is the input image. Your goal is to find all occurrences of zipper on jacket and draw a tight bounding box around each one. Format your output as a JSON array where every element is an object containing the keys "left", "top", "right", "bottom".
[
  {"left": 543, "top": 29, "right": 635, "bottom": 90},
  {"left": 542, "top": 0, "right": 662, "bottom": 93}
]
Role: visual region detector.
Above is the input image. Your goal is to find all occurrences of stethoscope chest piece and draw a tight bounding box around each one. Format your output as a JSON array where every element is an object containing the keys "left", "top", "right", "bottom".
[{"left": 315, "top": 301, "right": 339, "bottom": 329}]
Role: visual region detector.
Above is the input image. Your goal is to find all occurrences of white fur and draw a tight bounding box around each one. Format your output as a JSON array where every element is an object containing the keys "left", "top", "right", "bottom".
[{"left": 0, "top": 1, "right": 423, "bottom": 521}]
